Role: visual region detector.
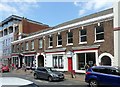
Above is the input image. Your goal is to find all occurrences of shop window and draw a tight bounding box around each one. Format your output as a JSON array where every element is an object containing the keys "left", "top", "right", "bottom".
[
  {"left": 79, "top": 29, "right": 87, "bottom": 43},
  {"left": 53, "top": 55, "right": 63, "bottom": 69},
  {"left": 57, "top": 34, "right": 62, "bottom": 46},
  {"left": 77, "top": 52, "right": 96, "bottom": 70},
  {"left": 25, "top": 56, "right": 34, "bottom": 67},
  {"left": 67, "top": 32, "right": 73, "bottom": 44},
  {"left": 95, "top": 25, "right": 104, "bottom": 41}
]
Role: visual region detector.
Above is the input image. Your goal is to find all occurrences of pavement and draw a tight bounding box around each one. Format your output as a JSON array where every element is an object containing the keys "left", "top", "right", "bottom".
[{"left": 11, "top": 69, "right": 85, "bottom": 82}]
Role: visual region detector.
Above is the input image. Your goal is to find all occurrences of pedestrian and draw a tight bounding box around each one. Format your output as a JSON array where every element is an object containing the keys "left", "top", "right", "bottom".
[
  {"left": 85, "top": 63, "right": 89, "bottom": 71},
  {"left": 12, "top": 63, "right": 14, "bottom": 70},
  {"left": 22, "top": 63, "right": 27, "bottom": 72},
  {"left": 16, "top": 63, "right": 18, "bottom": 70}
]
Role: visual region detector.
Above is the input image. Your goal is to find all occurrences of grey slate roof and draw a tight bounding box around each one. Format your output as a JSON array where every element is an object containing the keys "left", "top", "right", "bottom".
[{"left": 54, "top": 8, "right": 113, "bottom": 28}]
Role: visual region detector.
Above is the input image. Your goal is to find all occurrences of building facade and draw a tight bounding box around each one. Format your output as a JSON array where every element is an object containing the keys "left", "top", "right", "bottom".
[
  {"left": 0, "top": 15, "right": 49, "bottom": 66},
  {"left": 12, "top": 7, "right": 116, "bottom": 73},
  {"left": 11, "top": 0, "right": 120, "bottom": 73}
]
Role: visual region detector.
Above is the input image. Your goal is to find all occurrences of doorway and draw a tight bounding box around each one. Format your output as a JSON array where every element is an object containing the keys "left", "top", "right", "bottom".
[
  {"left": 68, "top": 57, "right": 72, "bottom": 71},
  {"left": 101, "top": 56, "right": 111, "bottom": 66},
  {"left": 38, "top": 55, "right": 44, "bottom": 67}
]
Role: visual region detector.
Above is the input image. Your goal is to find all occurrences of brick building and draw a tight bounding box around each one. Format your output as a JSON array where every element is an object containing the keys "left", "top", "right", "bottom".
[
  {"left": 0, "top": 15, "right": 49, "bottom": 66},
  {"left": 11, "top": 1, "right": 120, "bottom": 73}
]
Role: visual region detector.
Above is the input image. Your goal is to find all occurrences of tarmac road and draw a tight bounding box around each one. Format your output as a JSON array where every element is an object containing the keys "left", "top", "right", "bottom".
[{"left": 2, "top": 71, "right": 88, "bottom": 87}]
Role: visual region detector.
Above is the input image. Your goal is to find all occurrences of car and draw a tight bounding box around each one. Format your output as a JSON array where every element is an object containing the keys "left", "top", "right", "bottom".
[
  {"left": 34, "top": 67, "right": 64, "bottom": 81},
  {"left": 1, "top": 65, "right": 10, "bottom": 73},
  {"left": 0, "top": 77, "right": 39, "bottom": 87},
  {"left": 85, "top": 66, "right": 120, "bottom": 87}
]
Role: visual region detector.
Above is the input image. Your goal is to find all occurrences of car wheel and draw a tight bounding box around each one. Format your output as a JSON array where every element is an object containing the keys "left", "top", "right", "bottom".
[
  {"left": 34, "top": 74, "right": 38, "bottom": 79},
  {"left": 48, "top": 76, "right": 53, "bottom": 82},
  {"left": 89, "top": 80, "right": 98, "bottom": 87}
]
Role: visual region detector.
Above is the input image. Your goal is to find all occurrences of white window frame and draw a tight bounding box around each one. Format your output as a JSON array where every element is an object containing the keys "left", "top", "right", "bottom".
[
  {"left": 53, "top": 55, "right": 64, "bottom": 69},
  {"left": 79, "top": 29, "right": 87, "bottom": 44},
  {"left": 39, "top": 39, "right": 43, "bottom": 49},
  {"left": 67, "top": 32, "right": 73, "bottom": 45},
  {"left": 94, "top": 25, "right": 104, "bottom": 43},
  {"left": 57, "top": 34, "right": 62, "bottom": 47},
  {"left": 31, "top": 40, "right": 34, "bottom": 50},
  {"left": 49, "top": 36, "right": 53, "bottom": 48},
  {"left": 25, "top": 42, "right": 29, "bottom": 50}
]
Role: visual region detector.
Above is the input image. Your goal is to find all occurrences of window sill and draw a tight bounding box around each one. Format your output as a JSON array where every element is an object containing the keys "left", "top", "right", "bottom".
[
  {"left": 48, "top": 46, "right": 53, "bottom": 48},
  {"left": 66, "top": 43, "right": 73, "bottom": 46},
  {"left": 79, "top": 42, "right": 87, "bottom": 44},
  {"left": 94, "top": 40, "right": 105, "bottom": 43},
  {"left": 56, "top": 45, "right": 62, "bottom": 47}
]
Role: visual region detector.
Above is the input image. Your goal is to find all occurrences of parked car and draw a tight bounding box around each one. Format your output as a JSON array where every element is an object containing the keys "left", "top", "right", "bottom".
[
  {"left": 85, "top": 66, "right": 120, "bottom": 87},
  {"left": 1, "top": 65, "right": 10, "bottom": 73},
  {"left": 34, "top": 67, "right": 64, "bottom": 81},
  {"left": 0, "top": 77, "right": 39, "bottom": 87}
]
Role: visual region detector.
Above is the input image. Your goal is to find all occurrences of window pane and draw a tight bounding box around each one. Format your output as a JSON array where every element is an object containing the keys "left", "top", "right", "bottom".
[
  {"left": 58, "top": 34, "right": 62, "bottom": 45},
  {"left": 68, "top": 32, "right": 73, "bottom": 37},
  {"left": 96, "top": 33, "right": 104, "bottom": 40},
  {"left": 86, "top": 53, "right": 95, "bottom": 67},
  {"left": 50, "top": 42, "right": 53, "bottom": 46},
  {"left": 39, "top": 39, "right": 42, "bottom": 48},
  {"left": 68, "top": 38, "right": 73, "bottom": 43},
  {"left": 81, "top": 29, "right": 86, "bottom": 35},
  {"left": 78, "top": 53, "right": 85, "bottom": 70},
  {"left": 58, "top": 41, "right": 62, "bottom": 45},
  {"left": 81, "top": 36, "right": 87, "bottom": 42},
  {"left": 96, "top": 26, "right": 104, "bottom": 33},
  {"left": 49, "top": 36, "right": 53, "bottom": 47}
]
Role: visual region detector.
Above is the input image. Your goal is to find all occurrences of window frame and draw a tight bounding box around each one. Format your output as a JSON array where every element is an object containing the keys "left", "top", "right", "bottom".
[
  {"left": 67, "top": 32, "right": 73, "bottom": 45},
  {"left": 25, "top": 42, "right": 29, "bottom": 50},
  {"left": 31, "top": 40, "right": 34, "bottom": 50},
  {"left": 53, "top": 55, "right": 64, "bottom": 69},
  {"left": 49, "top": 36, "right": 53, "bottom": 48},
  {"left": 39, "top": 39, "right": 43, "bottom": 49},
  {"left": 79, "top": 29, "right": 87, "bottom": 44},
  {"left": 57, "top": 34, "right": 62, "bottom": 47},
  {"left": 94, "top": 25, "right": 104, "bottom": 43}
]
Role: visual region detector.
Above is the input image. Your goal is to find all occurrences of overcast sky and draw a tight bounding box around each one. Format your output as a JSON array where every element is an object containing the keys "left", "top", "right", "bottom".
[{"left": 0, "top": 0, "right": 114, "bottom": 27}]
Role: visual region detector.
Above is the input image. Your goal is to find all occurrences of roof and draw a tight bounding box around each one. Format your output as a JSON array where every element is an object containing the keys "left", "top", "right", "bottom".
[
  {"left": 54, "top": 8, "right": 113, "bottom": 28},
  {"left": 0, "top": 15, "right": 49, "bottom": 27}
]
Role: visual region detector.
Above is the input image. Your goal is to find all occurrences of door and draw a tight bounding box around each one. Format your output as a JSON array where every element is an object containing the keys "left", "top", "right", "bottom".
[{"left": 68, "top": 57, "right": 72, "bottom": 71}]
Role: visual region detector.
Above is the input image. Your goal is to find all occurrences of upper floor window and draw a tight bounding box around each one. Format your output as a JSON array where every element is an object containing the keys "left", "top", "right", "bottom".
[
  {"left": 49, "top": 36, "right": 53, "bottom": 47},
  {"left": 67, "top": 32, "right": 73, "bottom": 44},
  {"left": 21, "top": 43, "right": 24, "bottom": 51},
  {"left": 31, "top": 40, "right": 34, "bottom": 50},
  {"left": 57, "top": 34, "right": 62, "bottom": 46},
  {"left": 79, "top": 29, "right": 87, "bottom": 43},
  {"left": 17, "top": 44, "right": 19, "bottom": 52},
  {"left": 25, "top": 42, "right": 29, "bottom": 50},
  {"left": 39, "top": 39, "right": 43, "bottom": 49},
  {"left": 95, "top": 25, "right": 104, "bottom": 42},
  {"left": 12, "top": 45, "right": 15, "bottom": 52}
]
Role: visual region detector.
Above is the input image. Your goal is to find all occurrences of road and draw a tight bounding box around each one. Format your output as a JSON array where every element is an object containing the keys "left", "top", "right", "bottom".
[{"left": 2, "top": 72, "right": 88, "bottom": 87}]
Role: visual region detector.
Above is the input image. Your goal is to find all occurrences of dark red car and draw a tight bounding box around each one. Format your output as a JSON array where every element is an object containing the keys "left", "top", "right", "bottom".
[{"left": 1, "top": 65, "right": 10, "bottom": 73}]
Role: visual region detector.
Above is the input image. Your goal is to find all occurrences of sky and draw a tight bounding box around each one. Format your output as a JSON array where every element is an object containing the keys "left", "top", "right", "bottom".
[{"left": 0, "top": 0, "right": 114, "bottom": 27}]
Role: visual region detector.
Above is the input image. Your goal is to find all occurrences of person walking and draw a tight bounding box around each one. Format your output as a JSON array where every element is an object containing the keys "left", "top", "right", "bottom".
[
  {"left": 85, "top": 63, "right": 89, "bottom": 71},
  {"left": 22, "top": 63, "right": 27, "bottom": 72}
]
